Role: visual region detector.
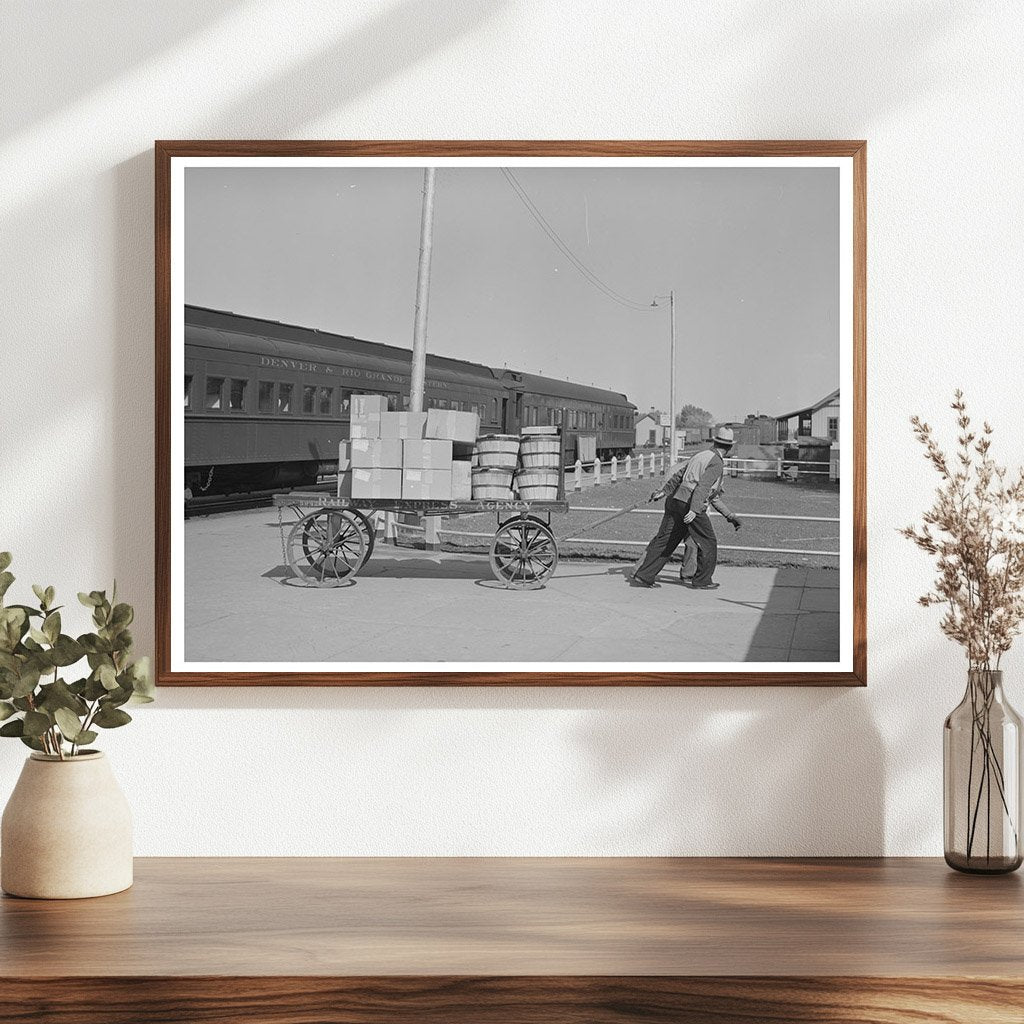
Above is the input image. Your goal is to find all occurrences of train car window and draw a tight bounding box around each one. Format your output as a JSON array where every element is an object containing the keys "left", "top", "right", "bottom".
[
  {"left": 402, "top": 394, "right": 410, "bottom": 410},
  {"left": 339, "top": 388, "right": 352, "bottom": 416},
  {"left": 278, "top": 383, "right": 293, "bottom": 415},
  {"left": 302, "top": 385, "right": 317, "bottom": 415},
  {"left": 205, "top": 376, "right": 224, "bottom": 411},
  {"left": 491, "top": 397, "right": 498, "bottom": 423},
  {"left": 386, "top": 393, "right": 399, "bottom": 412},
  {"left": 319, "top": 387, "right": 333, "bottom": 416},
  {"left": 184, "top": 375, "right": 192, "bottom": 409},
  {"left": 553, "top": 408, "right": 562, "bottom": 426},
  {"left": 228, "top": 379, "right": 247, "bottom": 412},
  {"left": 258, "top": 381, "right": 274, "bottom": 414},
  {"left": 436, "top": 398, "right": 449, "bottom": 409}
]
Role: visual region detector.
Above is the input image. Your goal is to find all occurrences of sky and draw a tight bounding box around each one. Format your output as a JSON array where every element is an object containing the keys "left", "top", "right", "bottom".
[{"left": 184, "top": 165, "right": 839, "bottom": 422}]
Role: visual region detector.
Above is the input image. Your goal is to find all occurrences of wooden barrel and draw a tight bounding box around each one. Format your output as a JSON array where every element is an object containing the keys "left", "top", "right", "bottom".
[
  {"left": 514, "top": 468, "right": 560, "bottom": 501},
  {"left": 471, "top": 466, "right": 514, "bottom": 500},
  {"left": 475, "top": 435, "right": 520, "bottom": 470},
  {"left": 519, "top": 435, "right": 561, "bottom": 469}
]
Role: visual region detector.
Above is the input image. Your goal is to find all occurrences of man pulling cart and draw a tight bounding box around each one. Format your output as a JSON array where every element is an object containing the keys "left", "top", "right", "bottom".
[{"left": 632, "top": 426, "right": 743, "bottom": 590}]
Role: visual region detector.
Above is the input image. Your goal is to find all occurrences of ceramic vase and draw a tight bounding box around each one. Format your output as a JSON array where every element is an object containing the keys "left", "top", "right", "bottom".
[{"left": 1, "top": 751, "right": 133, "bottom": 898}]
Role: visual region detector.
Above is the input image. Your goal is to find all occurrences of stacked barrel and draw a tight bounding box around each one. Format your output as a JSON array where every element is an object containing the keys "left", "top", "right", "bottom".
[
  {"left": 471, "top": 436, "right": 520, "bottom": 499},
  {"left": 470, "top": 426, "right": 561, "bottom": 501},
  {"left": 515, "top": 426, "right": 560, "bottom": 499}
]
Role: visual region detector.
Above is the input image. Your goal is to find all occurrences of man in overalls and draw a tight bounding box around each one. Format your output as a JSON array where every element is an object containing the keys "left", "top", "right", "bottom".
[{"left": 631, "top": 426, "right": 742, "bottom": 589}]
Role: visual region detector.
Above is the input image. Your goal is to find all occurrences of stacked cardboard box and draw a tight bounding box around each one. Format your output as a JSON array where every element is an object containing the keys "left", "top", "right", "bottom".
[
  {"left": 352, "top": 467, "right": 403, "bottom": 498},
  {"left": 351, "top": 435, "right": 403, "bottom": 498},
  {"left": 380, "top": 412, "right": 428, "bottom": 439},
  {"left": 343, "top": 397, "right": 483, "bottom": 502},
  {"left": 351, "top": 438, "right": 403, "bottom": 468},
  {"left": 337, "top": 441, "right": 353, "bottom": 498},
  {"left": 346, "top": 396, "right": 403, "bottom": 498},
  {"left": 402, "top": 439, "right": 452, "bottom": 499},
  {"left": 425, "top": 409, "right": 479, "bottom": 444},
  {"left": 451, "top": 459, "right": 472, "bottom": 501},
  {"left": 350, "top": 394, "right": 387, "bottom": 439},
  {"left": 424, "top": 409, "right": 479, "bottom": 500}
]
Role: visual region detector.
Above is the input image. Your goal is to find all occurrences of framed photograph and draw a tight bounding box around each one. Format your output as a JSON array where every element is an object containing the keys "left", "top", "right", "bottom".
[{"left": 156, "top": 141, "right": 865, "bottom": 686}]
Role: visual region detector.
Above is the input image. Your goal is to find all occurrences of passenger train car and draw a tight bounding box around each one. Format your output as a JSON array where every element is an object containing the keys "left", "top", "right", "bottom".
[{"left": 184, "top": 306, "right": 636, "bottom": 495}]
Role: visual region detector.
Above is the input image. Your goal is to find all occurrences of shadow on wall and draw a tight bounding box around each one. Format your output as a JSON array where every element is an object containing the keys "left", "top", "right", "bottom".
[
  {"left": 103, "top": 0, "right": 508, "bottom": 657},
  {"left": 0, "top": 1, "right": 244, "bottom": 139},
  {"left": 195, "top": 0, "right": 507, "bottom": 137},
  {"left": 572, "top": 687, "right": 884, "bottom": 855}
]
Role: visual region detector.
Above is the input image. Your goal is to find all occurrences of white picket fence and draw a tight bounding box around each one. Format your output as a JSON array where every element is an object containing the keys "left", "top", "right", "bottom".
[{"left": 564, "top": 451, "right": 832, "bottom": 491}]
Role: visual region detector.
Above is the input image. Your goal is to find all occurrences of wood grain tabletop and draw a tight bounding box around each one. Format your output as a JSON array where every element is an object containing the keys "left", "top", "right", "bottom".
[
  {"left": 1, "top": 856, "right": 1021, "bottom": 976},
  {"left": 3, "top": 857, "right": 1022, "bottom": 1022}
]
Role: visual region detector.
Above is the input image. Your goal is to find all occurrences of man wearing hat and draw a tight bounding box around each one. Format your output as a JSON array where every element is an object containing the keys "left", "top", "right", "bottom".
[{"left": 631, "top": 426, "right": 742, "bottom": 589}]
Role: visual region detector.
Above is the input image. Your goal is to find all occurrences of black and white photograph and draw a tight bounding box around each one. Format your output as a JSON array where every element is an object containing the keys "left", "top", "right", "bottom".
[{"left": 159, "top": 146, "right": 863, "bottom": 683}]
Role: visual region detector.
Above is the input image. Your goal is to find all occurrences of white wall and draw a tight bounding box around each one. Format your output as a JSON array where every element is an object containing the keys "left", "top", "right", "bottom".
[{"left": 2, "top": 0, "right": 1022, "bottom": 856}]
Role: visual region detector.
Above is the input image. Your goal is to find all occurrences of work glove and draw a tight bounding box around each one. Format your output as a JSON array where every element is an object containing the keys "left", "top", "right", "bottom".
[
  {"left": 729, "top": 516, "right": 743, "bottom": 531},
  {"left": 683, "top": 510, "right": 697, "bottom": 524},
  {"left": 649, "top": 491, "right": 663, "bottom": 503}
]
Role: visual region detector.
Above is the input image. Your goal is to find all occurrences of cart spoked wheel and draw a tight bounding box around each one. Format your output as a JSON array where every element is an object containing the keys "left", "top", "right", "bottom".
[
  {"left": 345, "top": 508, "right": 376, "bottom": 566},
  {"left": 489, "top": 516, "right": 559, "bottom": 590},
  {"left": 286, "top": 510, "right": 366, "bottom": 585}
]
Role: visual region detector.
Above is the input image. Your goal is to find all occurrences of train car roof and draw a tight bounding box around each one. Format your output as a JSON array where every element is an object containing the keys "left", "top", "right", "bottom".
[
  {"left": 185, "top": 305, "right": 503, "bottom": 386},
  {"left": 502, "top": 370, "right": 635, "bottom": 409}
]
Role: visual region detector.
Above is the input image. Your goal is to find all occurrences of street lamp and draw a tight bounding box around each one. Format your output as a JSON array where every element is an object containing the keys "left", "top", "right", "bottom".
[{"left": 651, "top": 290, "right": 676, "bottom": 464}]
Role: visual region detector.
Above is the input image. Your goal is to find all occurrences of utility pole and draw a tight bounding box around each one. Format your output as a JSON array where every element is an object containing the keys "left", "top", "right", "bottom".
[
  {"left": 669, "top": 288, "right": 676, "bottom": 463},
  {"left": 409, "top": 167, "right": 436, "bottom": 413}
]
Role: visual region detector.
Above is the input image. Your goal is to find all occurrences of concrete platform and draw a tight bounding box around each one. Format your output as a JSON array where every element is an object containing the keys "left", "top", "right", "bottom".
[{"left": 184, "top": 509, "right": 841, "bottom": 665}]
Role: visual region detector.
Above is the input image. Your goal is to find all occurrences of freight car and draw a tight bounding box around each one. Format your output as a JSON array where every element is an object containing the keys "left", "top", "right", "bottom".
[{"left": 183, "top": 306, "right": 635, "bottom": 496}]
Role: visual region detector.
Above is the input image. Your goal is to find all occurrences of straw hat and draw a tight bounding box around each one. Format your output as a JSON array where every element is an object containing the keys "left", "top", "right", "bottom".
[{"left": 712, "top": 426, "right": 735, "bottom": 447}]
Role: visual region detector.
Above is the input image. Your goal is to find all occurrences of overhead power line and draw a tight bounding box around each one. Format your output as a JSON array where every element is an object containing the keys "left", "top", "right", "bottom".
[{"left": 500, "top": 168, "right": 655, "bottom": 313}]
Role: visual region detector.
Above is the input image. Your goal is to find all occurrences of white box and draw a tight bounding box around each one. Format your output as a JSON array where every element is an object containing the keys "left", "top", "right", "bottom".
[
  {"left": 402, "top": 469, "right": 452, "bottom": 500},
  {"left": 350, "top": 416, "right": 381, "bottom": 440},
  {"left": 338, "top": 441, "right": 352, "bottom": 474},
  {"left": 351, "top": 394, "right": 388, "bottom": 418},
  {"left": 426, "top": 409, "right": 480, "bottom": 443},
  {"left": 352, "top": 468, "right": 403, "bottom": 499},
  {"left": 350, "top": 437, "right": 403, "bottom": 469},
  {"left": 380, "top": 412, "right": 428, "bottom": 439},
  {"left": 337, "top": 470, "right": 353, "bottom": 498},
  {"left": 451, "top": 460, "right": 472, "bottom": 501},
  {"left": 402, "top": 439, "right": 453, "bottom": 470}
]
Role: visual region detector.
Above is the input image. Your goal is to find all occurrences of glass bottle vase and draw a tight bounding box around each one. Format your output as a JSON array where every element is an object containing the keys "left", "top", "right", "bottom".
[{"left": 944, "top": 669, "right": 1023, "bottom": 873}]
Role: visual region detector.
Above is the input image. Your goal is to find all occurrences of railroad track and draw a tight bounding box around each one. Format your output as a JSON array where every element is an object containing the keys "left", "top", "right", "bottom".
[{"left": 185, "top": 481, "right": 338, "bottom": 518}]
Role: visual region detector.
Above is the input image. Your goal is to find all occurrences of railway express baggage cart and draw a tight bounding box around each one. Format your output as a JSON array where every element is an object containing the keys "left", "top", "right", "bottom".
[{"left": 274, "top": 491, "right": 569, "bottom": 590}]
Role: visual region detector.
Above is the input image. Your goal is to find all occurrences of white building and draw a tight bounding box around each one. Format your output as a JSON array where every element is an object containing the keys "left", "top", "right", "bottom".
[
  {"left": 775, "top": 388, "right": 840, "bottom": 442},
  {"left": 634, "top": 411, "right": 665, "bottom": 447}
]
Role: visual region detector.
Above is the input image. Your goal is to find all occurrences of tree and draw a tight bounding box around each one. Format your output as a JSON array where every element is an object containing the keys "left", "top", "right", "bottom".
[{"left": 676, "top": 404, "right": 714, "bottom": 428}]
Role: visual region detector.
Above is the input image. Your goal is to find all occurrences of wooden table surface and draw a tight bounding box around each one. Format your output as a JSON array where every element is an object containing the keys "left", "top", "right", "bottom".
[{"left": 2, "top": 857, "right": 1023, "bottom": 1023}]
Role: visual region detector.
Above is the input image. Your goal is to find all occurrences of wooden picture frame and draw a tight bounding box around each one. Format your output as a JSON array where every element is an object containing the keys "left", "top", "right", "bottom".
[{"left": 156, "top": 141, "right": 866, "bottom": 686}]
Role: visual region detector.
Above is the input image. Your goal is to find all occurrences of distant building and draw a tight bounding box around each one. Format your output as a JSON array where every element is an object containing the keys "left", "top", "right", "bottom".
[
  {"left": 716, "top": 415, "right": 777, "bottom": 447},
  {"left": 774, "top": 388, "right": 840, "bottom": 442},
  {"left": 742, "top": 413, "right": 778, "bottom": 445},
  {"left": 634, "top": 410, "right": 663, "bottom": 447}
]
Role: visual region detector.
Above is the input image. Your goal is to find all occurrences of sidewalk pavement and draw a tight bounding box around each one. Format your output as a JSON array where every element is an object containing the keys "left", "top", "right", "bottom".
[{"left": 184, "top": 509, "right": 840, "bottom": 665}]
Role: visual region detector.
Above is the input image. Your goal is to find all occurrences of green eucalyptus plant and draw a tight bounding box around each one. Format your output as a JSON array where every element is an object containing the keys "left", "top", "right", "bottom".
[{"left": 0, "top": 552, "right": 153, "bottom": 759}]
